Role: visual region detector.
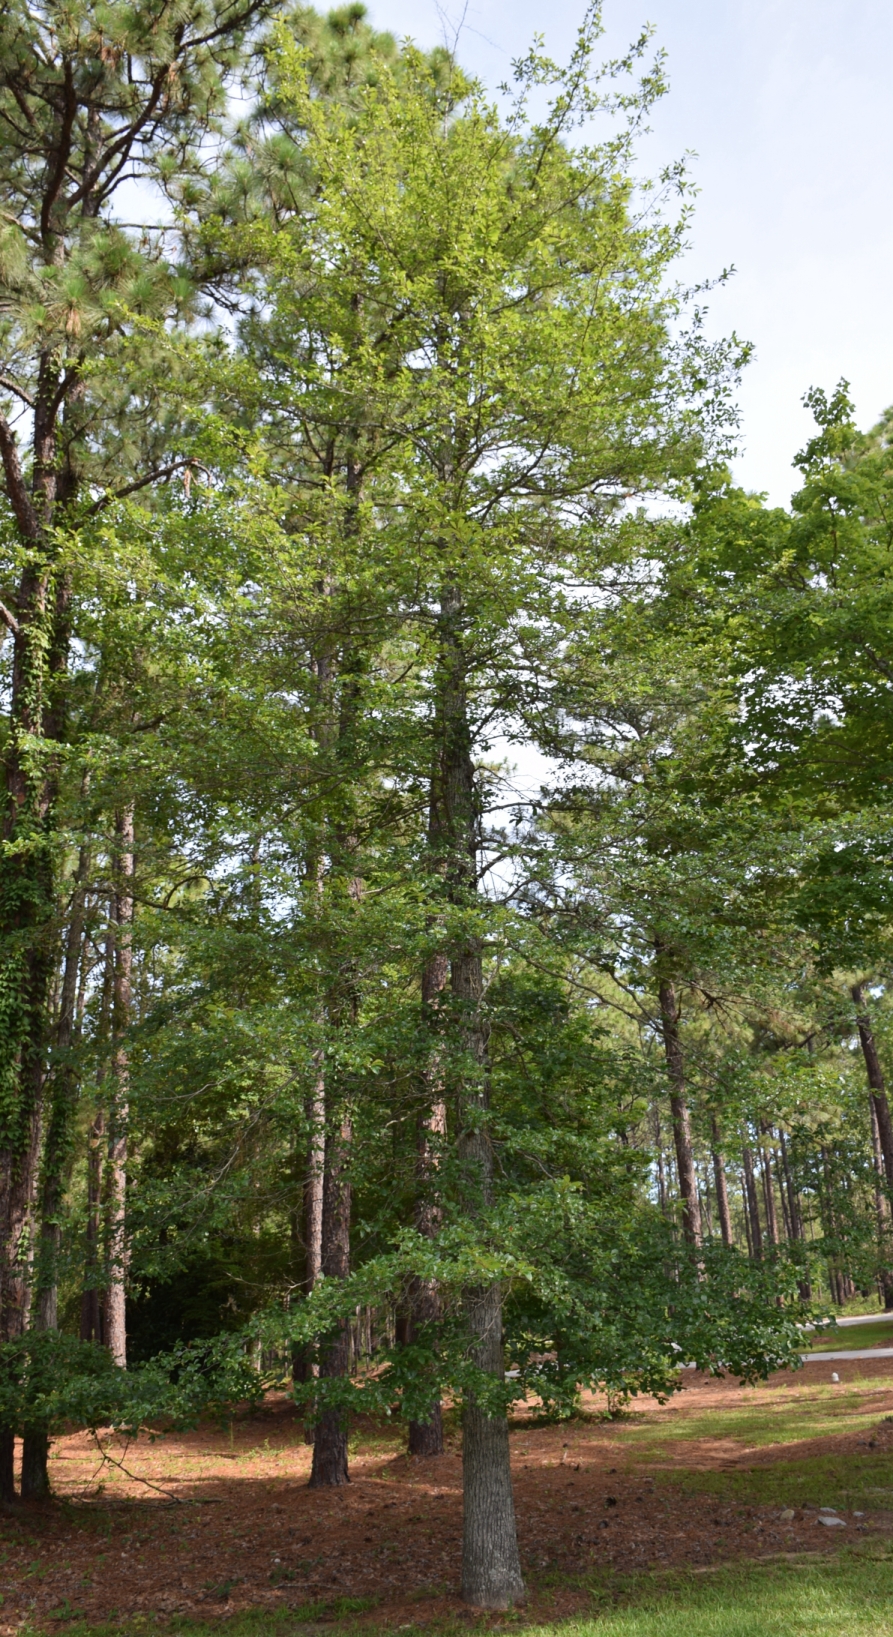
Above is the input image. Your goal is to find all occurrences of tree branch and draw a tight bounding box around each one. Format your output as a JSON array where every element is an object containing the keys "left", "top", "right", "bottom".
[
  {"left": 0, "top": 409, "right": 41, "bottom": 539},
  {"left": 0, "top": 375, "right": 35, "bottom": 408},
  {"left": 0, "top": 597, "right": 21, "bottom": 636},
  {"left": 87, "top": 458, "right": 206, "bottom": 515}
]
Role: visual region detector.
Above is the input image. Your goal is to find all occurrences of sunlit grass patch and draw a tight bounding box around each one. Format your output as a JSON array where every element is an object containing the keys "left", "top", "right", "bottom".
[
  {"left": 530, "top": 1555, "right": 893, "bottom": 1635},
  {"left": 608, "top": 1381, "right": 893, "bottom": 1455},
  {"left": 806, "top": 1320, "right": 893, "bottom": 1351},
  {"left": 666, "top": 1445, "right": 893, "bottom": 1510}
]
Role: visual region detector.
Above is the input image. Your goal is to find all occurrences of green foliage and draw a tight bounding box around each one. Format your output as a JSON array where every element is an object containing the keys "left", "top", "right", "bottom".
[
  {"left": 0, "top": 1329, "right": 263, "bottom": 1438},
  {"left": 1, "top": 0, "right": 890, "bottom": 1469}
]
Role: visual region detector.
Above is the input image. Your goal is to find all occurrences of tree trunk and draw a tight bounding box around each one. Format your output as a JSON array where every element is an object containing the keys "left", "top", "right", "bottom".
[
  {"left": 778, "top": 1128, "right": 809, "bottom": 1295},
  {"left": 104, "top": 807, "right": 133, "bottom": 1368},
  {"left": 80, "top": 1107, "right": 106, "bottom": 1344},
  {"left": 294, "top": 1066, "right": 325, "bottom": 1442},
  {"left": 455, "top": 946, "right": 523, "bottom": 1609},
  {"left": 657, "top": 978, "right": 702, "bottom": 1246},
  {"left": 741, "top": 1145, "right": 763, "bottom": 1258},
  {"left": 0, "top": 1019, "right": 43, "bottom": 1502},
  {"left": 852, "top": 984, "right": 893, "bottom": 1188},
  {"left": 653, "top": 1108, "right": 669, "bottom": 1215},
  {"left": 20, "top": 1429, "right": 49, "bottom": 1502},
  {"left": 33, "top": 844, "right": 89, "bottom": 1336},
  {"left": 820, "top": 1147, "right": 845, "bottom": 1306},
  {"left": 710, "top": 1119, "right": 733, "bottom": 1247},
  {"left": 869, "top": 1100, "right": 893, "bottom": 1309},
  {"left": 309, "top": 1110, "right": 352, "bottom": 1487},
  {"left": 775, "top": 1144, "right": 792, "bottom": 1240},
  {"left": 19, "top": 845, "right": 87, "bottom": 1499},
  {"left": 0, "top": 343, "right": 67, "bottom": 1371},
  {"left": 431, "top": 580, "right": 522, "bottom": 1608},
  {"left": 759, "top": 1124, "right": 780, "bottom": 1247},
  {"left": 304, "top": 1072, "right": 325, "bottom": 1299},
  {"left": 408, "top": 951, "right": 449, "bottom": 1458},
  {"left": 461, "top": 1282, "right": 522, "bottom": 1608}
]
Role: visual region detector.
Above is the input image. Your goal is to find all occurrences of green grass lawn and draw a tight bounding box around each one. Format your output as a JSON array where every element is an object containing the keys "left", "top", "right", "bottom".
[
  {"left": 34, "top": 1556, "right": 893, "bottom": 1637},
  {"left": 542, "top": 1555, "right": 893, "bottom": 1637},
  {"left": 669, "top": 1444, "right": 893, "bottom": 1510},
  {"left": 607, "top": 1376, "right": 893, "bottom": 1455},
  {"left": 807, "top": 1319, "right": 893, "bottom": 1351}
]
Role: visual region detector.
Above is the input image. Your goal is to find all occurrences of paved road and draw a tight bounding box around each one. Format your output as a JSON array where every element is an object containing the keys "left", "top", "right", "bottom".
[
  {"left": 800, "top": 1310, "right": 893, "bottom": 1359},
  {"left": 801, "top": 1347, "right": 893, "bottom": 1361}
]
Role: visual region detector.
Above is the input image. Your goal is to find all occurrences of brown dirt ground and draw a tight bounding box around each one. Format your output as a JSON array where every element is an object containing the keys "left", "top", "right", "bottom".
[{"left": 2, "top": 1358, "right": 893, "bottom": 1633}]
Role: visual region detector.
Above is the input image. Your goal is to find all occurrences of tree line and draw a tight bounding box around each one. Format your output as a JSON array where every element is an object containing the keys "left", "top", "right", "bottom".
[{"left": 1, "top": 0, "right": 891, "bottom": 1609}]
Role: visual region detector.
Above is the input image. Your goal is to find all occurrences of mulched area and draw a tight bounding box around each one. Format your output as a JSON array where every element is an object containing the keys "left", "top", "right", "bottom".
[{"left": 2, "top": 1359, "right": 893, "bottom": 1632}]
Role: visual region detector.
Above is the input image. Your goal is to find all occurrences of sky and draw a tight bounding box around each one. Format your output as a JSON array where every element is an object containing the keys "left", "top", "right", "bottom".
[{"left": 364, "top": 0, "right": 893, "bottom": 506}]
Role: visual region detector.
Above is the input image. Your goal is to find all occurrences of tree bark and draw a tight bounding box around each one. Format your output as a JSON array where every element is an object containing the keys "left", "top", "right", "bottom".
[
  {"left": 710, "top": 1118, "right": 733, "bottom": 1247},
  {"left": 759, "top": 1123, "right": 780, "bottom": 1247},
  {"left": 775, "top": 1144, "right": 792, "bottom": 1241},
  {"left": 408, "top": 951, "right": 449, "bottom": 1458},
  {"left": 33, "top": 843, "right": 90, "bottom": 1335},
  {"left": 431, "top": 580, "right": 522, "bottom": 1608},
  {"left": 80, "top": 1105, "right": 106, "bottom": 1344},
  {"left": 852, "top": 984, "right": 893, "bottom": 1188},
  {"left": 741, "top": 1145, "right": 763, "bottom": 1258},
  {"left": 779, "top": 1131, "right": 804, "bottom": 1240},
  {"left": 19, "top": 846, "right": 88, "bottom": 1499},
  {"left": 304, "top": 1072, "right": 326, "bottom": 1299},
  {"left": 653, "top": 1107, "right": 669, "bottom": 1215},
  {"left": 657, "top": 978, "right": 702, "bottom": 1246},
  {"left": 309, "top": 1109, "right": 352, "bottom": 1487},
  {"left": 461, "top": 1282, "right": 522, "bottom": 1608},
  {"left": 455, "top": 947, "right": 523, "bottom": 1609},
  {"left": 869, "top": 1100, "right": 893, "bottom": 1309},
  {"left": 293, "top": 1062, "right": 326, "bottom": 1425},
  {"left": 104, "top": 807, "right": 133, "bottom": 1368},
  {"left": 820, "top": 1147, "right": 845, "bottom": 1306}
]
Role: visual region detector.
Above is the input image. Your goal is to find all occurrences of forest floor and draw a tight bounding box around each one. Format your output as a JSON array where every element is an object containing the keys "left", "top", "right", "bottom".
[{"left": 3, "top": 1355, "right": 893, "bottom": 1635}]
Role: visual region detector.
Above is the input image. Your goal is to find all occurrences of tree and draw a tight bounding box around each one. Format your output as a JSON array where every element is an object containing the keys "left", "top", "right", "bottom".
[
  {"left": 260, "top": 6, "right": 745, "bottom": 1603},
  {"left": 0, "top": 0, "right": 274, "bottom": 1496}
]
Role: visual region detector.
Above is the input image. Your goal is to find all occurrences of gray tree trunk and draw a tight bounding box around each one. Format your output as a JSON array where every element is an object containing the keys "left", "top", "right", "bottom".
[
  {"left": 853, "top": 984, "right": 893, "bottom": 1188},
  {"left": 309, "top": 1110, "right": 352, "bottom": 1487},
  {"left": 105, "top": 806, "right": 134, "bottom": 1368},
  {"left": 461, "top": 1284, "right": 523, "bottom": 1608},
  {"left": 432, "top": 581, "right": 523, "bottom": 1607},
  {"left": 759, "top": 1124, "right": 780, "bottom": 1247},
  {"left": 408, "top": 951, "right": 449, "bottom": 1457},
  {"left": 742, "top": 1145, "right": 763, "bottom": 1258},
  {"left": 657, "top": 978, "right": 702, "bottom": 1246},
  {"left": 710, "top": 1118, "right": 733, "bottom": 1247},
  {"left": 869, "top": 1100, "right": 893, "bottom": 1309},
  {"left": 20, "top": 847, "right": 90, "bottom": 1500}
]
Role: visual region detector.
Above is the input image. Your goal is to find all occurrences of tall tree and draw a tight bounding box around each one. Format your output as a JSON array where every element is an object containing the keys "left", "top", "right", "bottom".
[
  {"left": 266, "top": 5, "right": 743, "bottom": 1601},
  {"left": 0, "top": 1, "right": 273, "bottom": 1459}
]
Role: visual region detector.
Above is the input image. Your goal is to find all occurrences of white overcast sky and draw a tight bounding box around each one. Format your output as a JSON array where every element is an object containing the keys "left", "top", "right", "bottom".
[{"left": 364, "top": 0, "right": 893, "bottom": 506}]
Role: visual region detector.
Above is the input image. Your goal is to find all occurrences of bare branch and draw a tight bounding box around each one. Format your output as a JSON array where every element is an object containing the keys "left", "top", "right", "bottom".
[
  {"left": 0, "top": 597, "right": 20, "bottom": 636},
  {"left": 87, "top": 458, "right": 207, "bottom": 515},
  {"left": 0, "top": 374, "right": 35, "bottom": 409}
]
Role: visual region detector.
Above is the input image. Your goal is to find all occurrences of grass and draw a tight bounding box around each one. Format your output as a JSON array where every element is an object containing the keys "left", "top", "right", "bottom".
[
  {"left": 543, "top": 1555, "right": 893, "bottom": 1636},
  {"left": 602, "top": 1376, "right": 893, "bottom": 1456},
  {"left": 24, "top": 1557, "right": 893, "bottom": 1637},
  {"left": 807, "top": 1320, "right": 893, "bottom": 1351},
  {"left": 668, "top": 1445, "right": 893, "bottom": 1510}
]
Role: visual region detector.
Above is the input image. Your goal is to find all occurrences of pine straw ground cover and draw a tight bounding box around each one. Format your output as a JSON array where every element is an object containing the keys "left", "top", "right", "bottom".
[{"left": 3, "top": 1359, "right": 893, "bottom": 1635}]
